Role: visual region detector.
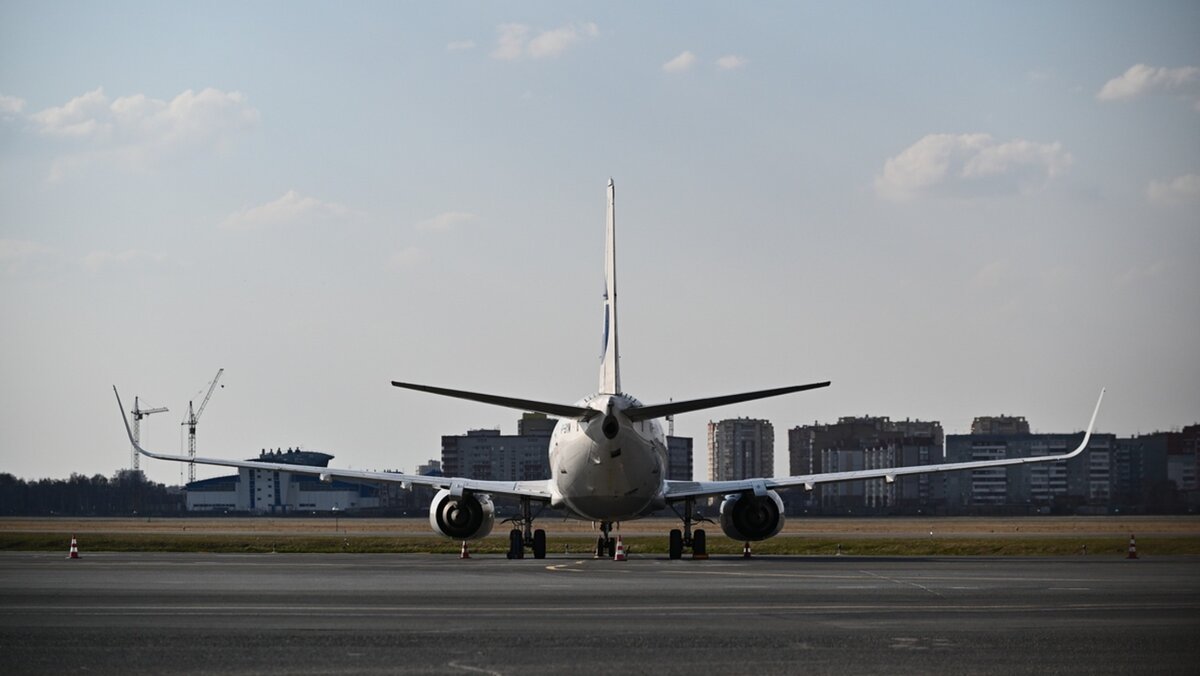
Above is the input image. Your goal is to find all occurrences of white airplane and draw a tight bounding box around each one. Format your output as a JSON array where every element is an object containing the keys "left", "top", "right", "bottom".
[{"left": 115, "top": 179, "right": 1105, "bottom": 560}]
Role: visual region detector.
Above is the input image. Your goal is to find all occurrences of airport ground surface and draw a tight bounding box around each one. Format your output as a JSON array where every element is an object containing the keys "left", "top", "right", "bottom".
[
  {"left": 1, "top": 551, "right": 1197, "bottom": 675},
  {"left": 5, "top": 514, "right": 1197, "bottom": 537}
]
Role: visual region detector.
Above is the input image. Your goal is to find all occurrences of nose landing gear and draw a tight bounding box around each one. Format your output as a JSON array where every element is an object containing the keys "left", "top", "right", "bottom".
[{"left": 594, "top": 521, "right": 616, "bottom": 558}]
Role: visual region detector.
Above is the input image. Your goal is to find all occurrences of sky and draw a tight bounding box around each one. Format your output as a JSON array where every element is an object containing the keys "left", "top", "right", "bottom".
[{"left": 1, "top": 1, "right": 1198, "bottom": 485}]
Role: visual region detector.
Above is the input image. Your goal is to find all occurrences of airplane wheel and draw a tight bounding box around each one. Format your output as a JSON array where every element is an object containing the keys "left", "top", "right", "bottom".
[
  {"left": 595, "top": 536, "right": 606, "bottom": 558},
  {"left": 693, "top": 529, "right": 707, "bottom": 557},
  {"left": 532, "top": 529, "right": 546, "bottom": 559},
  {"left": 669, "top": 529, "right": 683, "bottom": 559},
  {"left": 508, "top": 529, "right": 524, "bottom": 559}
]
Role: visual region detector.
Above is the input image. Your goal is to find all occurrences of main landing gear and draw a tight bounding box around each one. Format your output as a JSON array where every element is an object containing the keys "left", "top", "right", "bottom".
[
  {"left": 504, "top": 497, "right": 547, "bottom": 560},
  {"left": 668, "top": 496, "right": 711, "bottom": 560}
]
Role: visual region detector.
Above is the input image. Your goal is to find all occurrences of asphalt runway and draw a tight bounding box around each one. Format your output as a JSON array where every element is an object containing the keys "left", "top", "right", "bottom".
[{"left": 2, "top": 552, "right": 1197, "bottom": 675}]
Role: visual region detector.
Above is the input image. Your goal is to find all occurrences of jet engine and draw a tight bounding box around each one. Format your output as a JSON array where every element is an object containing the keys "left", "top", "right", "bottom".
[
  {"left": 429, "top": 489, "right": 495, "bottom": 540},
  {"left": 719, "top": 490, "right": 785, "bottom": 541}
]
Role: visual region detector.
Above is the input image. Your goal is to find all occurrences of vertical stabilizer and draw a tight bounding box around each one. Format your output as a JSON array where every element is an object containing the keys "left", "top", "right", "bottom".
[{"left": 599, "top": 179, "right": 621, "bottom": 394}]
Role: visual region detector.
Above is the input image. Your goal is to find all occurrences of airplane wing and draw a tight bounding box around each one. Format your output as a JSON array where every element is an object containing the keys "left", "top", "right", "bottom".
[
  {"left": 663, "top": 388, "right": 1105, "bottom": 501},
  {"left": 113, "top": 387, "right": 552, "bottom": 500}
]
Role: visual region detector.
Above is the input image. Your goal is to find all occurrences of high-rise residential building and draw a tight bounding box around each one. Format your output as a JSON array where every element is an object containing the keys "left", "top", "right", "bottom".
[
  {"left": 441, "top": 413, "right": 554, "bottom": 482},
  {"left": 943, "top": 429, "right": 1117, "bottom": 514},
  {"left": 708, "top": 418, "right": 773, "bottom": 482},
  {"left": 971, "top": 415, "right": 1031, "bottom": 435},
  {"left": 788, "top": 416, "right": 943, "bottom": 514},
  {"left": 667, "top": 435, "right": 693, "bottom": 481}
]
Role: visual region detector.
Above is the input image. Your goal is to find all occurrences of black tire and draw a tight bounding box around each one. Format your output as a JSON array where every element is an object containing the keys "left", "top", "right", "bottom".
[
  {"left": 532, "top": 529, "right": 547, "bottom": 559},
  {"left": 669, "top": 529, "right": 683, "bottom": 560},
  {"left": 606, "top": 538, "right": 616, "bottom": 558},
  {"left": 595, "top": 536, "right": 606, "bottom": 558},
  {"left": 508, "top": 529, "right": 524, "bottom": 560},
  {"left": 693, "top": 529, "right": 707, "bottom": 556}
]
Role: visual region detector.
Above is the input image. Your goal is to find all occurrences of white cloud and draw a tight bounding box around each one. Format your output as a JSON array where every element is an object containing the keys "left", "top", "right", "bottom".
[
  {"left": 221, "top": 190, "right": 357, "bottom": 230},
  {"left": 716, "top": 55, "right": 748, "bottom": 71},
  {"left": 83, "top": 249, "right": 167, "bottom": 272},
  {"left": 492, "top": 23, "right": 530, "bottom": 60},
  {"left": 0, "top": 239, "right": 55, "bottom": 262},
  {"left": 1146, "top": 173, "right": 1200, "bottom": 206},
  {"left": 875, "top": 133, "right": 1072, "bottom": 201},
  {"left": 415, "top": 211, "right": 477, "bottom": 231},
  {"left": 0, "top": 94, "right": 26, "bottom": 116},
  {"left": 1097, "top": 64, "right": 1200, "bottom": 103},
  {"left": 491, "top": 22, "right": 598, "bottom": 61},
  {"left": 29, "top": 87, "right": 260, "bottom": 179},
  {"left": 0, "top": 239, "right": 58, "bottom": 275},
  {"left": 390, "top": 246, "right": 429, "bottom": 269},
  {"left": 663, "top": 51, "right": 697, "bottom": 73},
  {"left": 528, "top": 22, "right": 598, "bottom": 59},
  {"left": 446, "top": 40, "right": 476, "bottom": 52},
  {"left": 31, "top": 87, "right": 110, "bottom": 137},
  {"left": 33, "top": 87, "right": 258, "bottom": 141}
]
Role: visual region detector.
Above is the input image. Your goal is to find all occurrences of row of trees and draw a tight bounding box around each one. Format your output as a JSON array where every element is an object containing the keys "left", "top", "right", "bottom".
[{"left": 0, "top": 471, "right": 185, "bottom": 516}]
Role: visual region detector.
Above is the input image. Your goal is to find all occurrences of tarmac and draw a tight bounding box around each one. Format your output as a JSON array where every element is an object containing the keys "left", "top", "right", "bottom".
[{"left": 1, "top": 550, "right": 1197, "bottom": 675}]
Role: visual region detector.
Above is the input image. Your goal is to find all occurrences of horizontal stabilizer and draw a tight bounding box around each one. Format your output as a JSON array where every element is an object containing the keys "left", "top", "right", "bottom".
[
  {"left": 625, "top": 381, "right": 831, "bottom": 422},
  {"left": 391, "top": 381, "right": 597, "bottom": 420}
]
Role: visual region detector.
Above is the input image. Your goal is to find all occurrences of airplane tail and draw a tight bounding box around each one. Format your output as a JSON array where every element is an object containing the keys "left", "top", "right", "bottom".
[
  {"left": 599, "top": 178, "right": 621, "bottom": 395},
  {"left": 391, "top": 179, "right": 831, "bottom": 422}
]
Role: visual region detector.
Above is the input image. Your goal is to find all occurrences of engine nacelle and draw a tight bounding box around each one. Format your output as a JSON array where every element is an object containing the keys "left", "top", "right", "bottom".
[
  {"left": 428, "top": 489, "right": 495, "bottom": 541},
  {"left": 719, "top": 490, "right": 785, "bottom": 542}
]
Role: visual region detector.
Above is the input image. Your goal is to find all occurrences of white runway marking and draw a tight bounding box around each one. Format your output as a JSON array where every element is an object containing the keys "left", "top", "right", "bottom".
[
  {"left": 860, "top": 570, "right": 945, "bottom": 597},
  {"left": 448, "top": 662, "right": 505, "bottom": 676}
]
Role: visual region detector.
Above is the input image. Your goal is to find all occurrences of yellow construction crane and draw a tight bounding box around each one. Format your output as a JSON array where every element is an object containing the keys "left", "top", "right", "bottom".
[
  {"left": 182, "top": 368, "right": 224, "bottom": 484},
  {"left": 129, "top": 397, "right": 168, "bottom": 471}
]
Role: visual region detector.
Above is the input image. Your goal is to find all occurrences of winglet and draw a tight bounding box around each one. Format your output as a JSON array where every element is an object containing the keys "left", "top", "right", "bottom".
[
  {"left": 113, "top": 386, "right": 153, "bottom": 460},
  {"left": 113, "top": 386, "right": 136, "bottom": 449},
  {"left": 1063, "top": 387, "right": 1105, "bottom": 459},
  {"left": 115, "top": 386, "right": 174, "bottom": 461}
]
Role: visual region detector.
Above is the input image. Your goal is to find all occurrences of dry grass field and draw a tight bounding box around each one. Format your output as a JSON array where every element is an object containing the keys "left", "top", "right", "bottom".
[{"left": 2, "top": 515, "right": 1197, "bottom": 556}]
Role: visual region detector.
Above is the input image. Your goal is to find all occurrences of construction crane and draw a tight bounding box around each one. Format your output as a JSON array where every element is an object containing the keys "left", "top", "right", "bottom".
[
  {"left": 182, "top": 368, "right": 224, "bottom": 484},
  {"left": 129, "top": 397, "right": 169, "bottom": 472}
]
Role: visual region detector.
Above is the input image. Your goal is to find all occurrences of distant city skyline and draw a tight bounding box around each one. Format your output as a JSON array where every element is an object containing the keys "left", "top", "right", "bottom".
[{"left": 1, "top": 2, "right": 1197, "bottom": 485}]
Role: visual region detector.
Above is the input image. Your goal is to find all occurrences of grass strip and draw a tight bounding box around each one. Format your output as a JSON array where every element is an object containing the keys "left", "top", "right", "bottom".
[{"left": 4, "top": 532, "right": 1199, "bottom": 556}]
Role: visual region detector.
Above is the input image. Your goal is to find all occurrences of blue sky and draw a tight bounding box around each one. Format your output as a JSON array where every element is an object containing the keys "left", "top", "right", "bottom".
[{"left": 1, "top": 2, "right": 1198, "bottom": 484}]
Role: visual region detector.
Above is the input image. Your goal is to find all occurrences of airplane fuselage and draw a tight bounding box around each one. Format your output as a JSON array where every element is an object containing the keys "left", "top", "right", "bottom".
[{"left": 548, "top": 394, "right": 669, "bottom": 521}]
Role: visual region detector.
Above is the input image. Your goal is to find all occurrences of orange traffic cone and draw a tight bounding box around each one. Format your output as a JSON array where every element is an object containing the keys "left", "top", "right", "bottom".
[
  {"left": 459, "top": 541, "right": 471, "bottom": 559},
  {"left": 613, "top": 536, "right": 627, "bottom": 561},
  {"left": 743, "top": 541, "right": 752, "bottom": 559},
  {"left": 67, "top": 535, "right": 80, "bottom": 559},
  {"left": 1126, "top": 534, "right": 1138, "bottom": 559}
]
